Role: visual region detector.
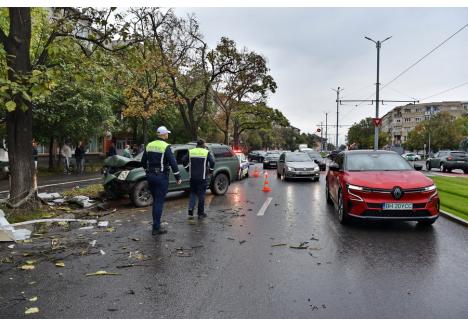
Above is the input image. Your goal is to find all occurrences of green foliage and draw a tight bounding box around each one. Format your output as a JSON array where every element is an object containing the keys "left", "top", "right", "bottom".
[
  {"left": 406, "top": 112, "right": 465, "bottom": 151},
  {"left": 347, "top": 117, "right": 388, "bottom": 149}
]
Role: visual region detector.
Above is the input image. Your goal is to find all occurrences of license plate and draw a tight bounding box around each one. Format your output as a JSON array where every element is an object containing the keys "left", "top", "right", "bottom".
[{"left": 383, "top": 203, "right": 413, "bottom": 210}]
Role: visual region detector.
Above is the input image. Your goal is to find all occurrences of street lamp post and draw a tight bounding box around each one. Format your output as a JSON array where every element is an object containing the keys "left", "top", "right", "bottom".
[{"left": 365, "top": 36, "right": 392, "bottom": 150}]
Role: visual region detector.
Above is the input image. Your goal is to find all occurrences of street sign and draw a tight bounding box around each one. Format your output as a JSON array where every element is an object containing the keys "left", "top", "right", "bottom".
[{"left": 372, "top": 118, "right": 382, "bottom": 127}]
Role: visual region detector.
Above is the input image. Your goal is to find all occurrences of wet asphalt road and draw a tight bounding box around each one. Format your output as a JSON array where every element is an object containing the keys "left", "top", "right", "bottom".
[{"left": 0, "top": 163, "right": 467, "bottom": 318}]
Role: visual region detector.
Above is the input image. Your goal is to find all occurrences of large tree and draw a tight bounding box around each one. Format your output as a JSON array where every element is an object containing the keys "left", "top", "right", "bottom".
[
  {"left": 0, "top": 8, "right": 130, "bottom": 206},
  {"left": 347, "top": 117, "right": 389, "bottom": 149},
  {"left": 212, "top": 47, "right": 277, "bottom": 144}
]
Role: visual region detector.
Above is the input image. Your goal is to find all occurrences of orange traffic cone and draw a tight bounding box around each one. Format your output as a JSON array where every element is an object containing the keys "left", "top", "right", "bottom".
[
  {"left": 262, "top": 172, "right": 271, "bottom": 192},
  {"left": 253, "top": 166, "right": 260, "bottom": 178}
]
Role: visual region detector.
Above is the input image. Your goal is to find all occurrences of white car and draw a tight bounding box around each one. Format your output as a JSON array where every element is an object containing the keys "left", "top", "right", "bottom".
[{"left": 401, "top": 152, "right": 421, "bottom": 161}]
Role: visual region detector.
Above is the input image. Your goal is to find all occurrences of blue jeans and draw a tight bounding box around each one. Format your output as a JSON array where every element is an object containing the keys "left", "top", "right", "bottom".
[
  {"left": 189, "top": 179, "right": 207, "bottom": 215},
  {"left": 147, "top": 173, "right": 169, "bottom": 230}
]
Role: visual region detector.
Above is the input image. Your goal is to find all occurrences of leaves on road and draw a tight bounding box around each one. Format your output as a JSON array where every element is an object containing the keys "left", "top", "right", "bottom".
[
  {"left": 29, "top": 296, "right": 38, "bottom": 302},
  {"left": 85, "top": 270, "right": 120, "bottom": 276},
  {"left": 25, "top": 307, "right": 39, "bottom": 315},
  {"left": 20, "top": 265, "right": 35, "bottom": 270},
  {"left": 289, "top": 242, "right": 309, "bottom": 249},
  {"left": 54, "top": 261, "right": 65, "bottom": 267}
]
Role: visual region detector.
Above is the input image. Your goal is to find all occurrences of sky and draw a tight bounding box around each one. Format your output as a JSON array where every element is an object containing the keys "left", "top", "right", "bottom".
[{"left": 175, "top": 7, "right": 468, "bottom": 145}]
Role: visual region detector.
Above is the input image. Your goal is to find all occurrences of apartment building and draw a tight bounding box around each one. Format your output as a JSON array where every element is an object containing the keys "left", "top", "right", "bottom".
[{"left": 381, "top": 101, "right": 468, "bottom": 145}]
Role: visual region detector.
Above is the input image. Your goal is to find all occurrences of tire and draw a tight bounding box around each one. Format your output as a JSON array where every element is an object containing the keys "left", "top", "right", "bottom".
[
  {"left": 313, "top": 176, "right": 319, "bottom": 182},
  {"left": 426, "top": 162, "right": 431, "bottom": 171},
  {"left": 263, "top": 164, "right": 267, "bottom": 169},
  {"left": 130, "top": 180, "right": 153, "bottom": 207},
  {"left": 325, "top": 182, "right": 333, "bottom": 205},
  {"left": 439, "top": 163, "right": 446, "bottom": 173},
  {"left": 417, "top": 219, "right": 436, "bottom": 227},
  {"left": 447, "top": 169, "right": 452, "bottom": 173},
  {"left": 337, "top": 190, "right": 350, "bottom": 225},
  {"left": 210, "top": 173, "right": 229, "bottom": 196},
  {"left": 464, "top": 169, "right": 468, "bottom": 174}
]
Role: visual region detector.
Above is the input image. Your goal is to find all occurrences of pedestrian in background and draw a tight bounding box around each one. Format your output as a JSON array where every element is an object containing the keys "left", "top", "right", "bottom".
[
  {"left": 61, "top": 142, "right": 72, "bottom": 174},
  {"left": 123, "top": 144, "right": 133, "bottom": 158},
  {"left": 141, "top": 126, "right": 182, "bottom": 235},
  {"left": 132, "top": 144, "right": 138, "bottom": 157},
  {"left": 182, "top": 139, "right": 215, "bottom": 220},
  {"left": 32, "top": 140, "right": 38, "bottom": 170},
  {"left": 107, "top": 142, "right": 117, "bottom": 157},
  {"left": 138, "top": 143, "right": 145, "bottom": 154},
  {"left": 75, "top": 141, "right": 85, "bottom": 175}
]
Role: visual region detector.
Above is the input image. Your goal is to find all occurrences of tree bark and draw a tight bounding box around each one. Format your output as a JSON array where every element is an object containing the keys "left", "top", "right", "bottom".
[
  {"left": 4, "top": 8, "right": 35, "bottom": 206},
  {"left": 48, "top": 136, "right": 55, "bottom": 170},
  {"left": 142, "top": 118, "right": 148, "bottom": 145}
]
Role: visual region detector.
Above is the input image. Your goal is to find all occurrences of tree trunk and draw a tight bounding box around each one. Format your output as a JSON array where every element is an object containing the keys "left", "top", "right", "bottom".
[
  {"left": 48, "top": 136, "right": 55, "bottom": 170},
  {"left": 187, "top": 101, "right": 198, "bottom": 140},
  {"left": 142, "top": 118, "right": 148, "bottom": 146},
  {"left": 233, "top": 120, "right": 240, "bottom": 147},
  {"left": 4, "top": 8, "right": 35, "bottom": 206}
]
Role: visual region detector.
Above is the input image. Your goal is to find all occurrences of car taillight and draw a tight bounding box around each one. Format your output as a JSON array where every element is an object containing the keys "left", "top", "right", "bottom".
[{"left": 447, "top": 156, "right": 453, "bottom": 161}]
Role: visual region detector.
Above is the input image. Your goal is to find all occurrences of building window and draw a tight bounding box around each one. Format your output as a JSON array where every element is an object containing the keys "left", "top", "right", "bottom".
[
  {"left": 415, "top": 117, "right": 421, "bottom": 122},
  {"left": 396, "top": 119, "right": 401, "bottom": 123},
  {"left": 404, "top": 118, "right": 411, "bottom": 122},
  {"left": 404, "top": 109, "right": 411, "bottom": 113}
]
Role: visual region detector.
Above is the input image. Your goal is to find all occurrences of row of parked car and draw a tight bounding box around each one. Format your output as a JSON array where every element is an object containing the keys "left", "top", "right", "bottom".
[{"left": 401, "top": 150, "right": 468, "bottom": 174}]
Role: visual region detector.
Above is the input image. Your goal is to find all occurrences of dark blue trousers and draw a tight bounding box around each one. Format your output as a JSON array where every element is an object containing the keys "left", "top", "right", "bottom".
[
  {"left": 189, "top": 179, "right": 207, "bottom": 215},
  {"left": 147, "top": 173, "right": 169, "bottom": 230}
]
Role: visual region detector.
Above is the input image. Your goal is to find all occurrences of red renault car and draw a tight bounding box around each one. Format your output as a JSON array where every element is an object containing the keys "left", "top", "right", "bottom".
[{"left": 326, "top": 150, "right": 439, "bottom": 226}]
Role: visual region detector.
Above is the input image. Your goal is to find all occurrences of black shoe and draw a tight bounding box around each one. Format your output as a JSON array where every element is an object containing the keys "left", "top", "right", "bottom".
[
  {"left": 152, "top": 228, "right": 168, "bottom": 235},
  {"left": 198, "top": 213, "right": 207, "bottom": 219},
  {"left": 188, "top": 209, "right": 194, "bottom": 217}
]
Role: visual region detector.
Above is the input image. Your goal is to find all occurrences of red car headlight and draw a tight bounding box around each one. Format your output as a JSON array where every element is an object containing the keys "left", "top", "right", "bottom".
[{"left": 347, "top": 184, "right": 364, "bottom": 201}]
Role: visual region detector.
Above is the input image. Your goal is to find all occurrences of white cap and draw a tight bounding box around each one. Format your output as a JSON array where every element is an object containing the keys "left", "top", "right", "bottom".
[{"left": 157, "top": 126, "right": 171, "bottom": 135}]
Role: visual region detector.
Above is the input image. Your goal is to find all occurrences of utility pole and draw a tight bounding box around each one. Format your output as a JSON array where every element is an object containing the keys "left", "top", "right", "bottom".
[
  {"left": 325, "top": 113, "right": 328, "bottom": 151},
  {"left": 365, "top": 35, "right": 392, "bottom": 150},
  {"left": 320, "top": 122, "right": 323, "bottom": 150},
  {"left": 332, "top": 87, "right": 342, "bottom": 149}
]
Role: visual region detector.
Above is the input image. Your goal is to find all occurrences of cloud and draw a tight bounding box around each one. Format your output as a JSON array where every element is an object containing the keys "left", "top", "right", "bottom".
[{"left": 176, "top": 7, "right": 468, "bottom": 144}]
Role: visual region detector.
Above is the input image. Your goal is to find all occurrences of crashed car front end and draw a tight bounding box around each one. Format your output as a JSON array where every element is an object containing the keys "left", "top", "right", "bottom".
[{"left": 101, "top": 155, "right": 144, "bottom": 198}]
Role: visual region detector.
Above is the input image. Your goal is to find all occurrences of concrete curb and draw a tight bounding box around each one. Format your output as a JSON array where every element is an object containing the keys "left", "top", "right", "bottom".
[{"left": 440, "top": 210, "right": 468, "bottom": 227}]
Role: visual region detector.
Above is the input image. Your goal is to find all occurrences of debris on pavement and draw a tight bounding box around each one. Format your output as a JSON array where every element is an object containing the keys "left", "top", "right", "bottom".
[
  {"left": 7, "top": 244, "right": 15, "bottom": 249},
  {"left": 227, "top": 237, "right": 235, "bottom": 240},
  {"left": 20, "top": 264, "right": 35, "bottom": 270},
  {"left": 54, "top": 261, "right": 65, "bottom": 267},
  {"left": 100, "top": 249, "right": 106, "bottom": 255},
  {"left": 239, "top": 240, "right": 246, "bottom": 245},
  {"left": 68, "top": 195, "right": 95, "bottom": 208},
  {"left": 79, "top": 226, "right": 94, "bottom": 230},
  {"left": 24, "top": 307, "right": 39, "bottom": 315},
  {"left": 85, "top": 270, "right": 120, "bottom": 277},
  {"left": 0, "top": 210, "right": 32, "bottom": 242},
  {"left": 289, "top": 242, "right": 309, "bottom": 249},
  {"left": 29, "top": 296, "right": 38, "bottom": 302},
  {"left": 89, "top": 240, "right": 97, "bottom": 247},
  {"left": 98, "top": 221, "right": 109, "bottom": 228},
  {"left": 271, "top": 243, "right": 287, "bottom": 247},
  {"left": 38, "top": 192, "right": 62, "bottom": 201}
]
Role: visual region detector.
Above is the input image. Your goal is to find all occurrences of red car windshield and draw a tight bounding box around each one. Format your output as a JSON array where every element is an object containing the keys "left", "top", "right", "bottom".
[{"left": 346, "top": 153, "right": 413, "bottom": 171}]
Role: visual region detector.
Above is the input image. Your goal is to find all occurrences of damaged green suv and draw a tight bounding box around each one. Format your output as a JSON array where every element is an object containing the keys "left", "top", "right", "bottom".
[{"left": 101, "top": 143, "right": 240, "bottom": 207}]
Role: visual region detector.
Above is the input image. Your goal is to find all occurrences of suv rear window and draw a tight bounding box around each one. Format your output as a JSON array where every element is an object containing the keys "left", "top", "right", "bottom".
[{"left": 212, "top": 147, "right": 234, "bottom": 158}]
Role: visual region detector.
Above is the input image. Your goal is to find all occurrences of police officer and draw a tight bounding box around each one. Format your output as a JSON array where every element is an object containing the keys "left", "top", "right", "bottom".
[
  {"left": 141, "top": 126, "right": 182, "bottom": 235},
  {"left": 182, "top": 139, "right": 215, "bottom": 220}
]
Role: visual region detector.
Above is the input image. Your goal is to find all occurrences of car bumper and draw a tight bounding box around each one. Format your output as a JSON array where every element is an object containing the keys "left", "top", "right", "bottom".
[
  {"left": 445, "top": 162, "right": 467, "bottom": 169},
  {"left": 348, "top": 212, "right": 439, "bottom": 221},
  {"left": 263, "top": 162, "right": 278, "bottom": 168},
  {"left": 286, "top": 171, "right": 320, "bottom": 178}
]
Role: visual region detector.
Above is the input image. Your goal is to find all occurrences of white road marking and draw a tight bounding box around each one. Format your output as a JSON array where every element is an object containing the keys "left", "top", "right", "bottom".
[
  {"left": 257, "top": 197, "right": 273, "bottom": 216},
  {"left": 0, "top": 177, "right": 101, "bottom": 194}
]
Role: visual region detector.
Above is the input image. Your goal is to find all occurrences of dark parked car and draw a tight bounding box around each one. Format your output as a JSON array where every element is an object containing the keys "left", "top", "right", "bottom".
[
  {"left": 306, "top": 151, "right": 326, "bottom": 171},
  {"left": 326, "top": 150, "right": 438, "bottom": 225},
  {"left": 426, "top": 150, "right": 467, "bottom": 173},
  {"left": 263, "top": 153, "right": 280, "bottom": 169},
  {"left": 248, "top": 150, "right": 267, "bottom": 162}
]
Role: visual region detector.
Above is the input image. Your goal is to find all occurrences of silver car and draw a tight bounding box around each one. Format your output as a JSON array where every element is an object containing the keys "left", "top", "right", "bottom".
[{"left": 277, "top": 152, "right": 320, "bottom": 181}]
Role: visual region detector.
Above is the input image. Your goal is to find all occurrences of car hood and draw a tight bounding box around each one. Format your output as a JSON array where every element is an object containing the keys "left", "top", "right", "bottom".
[
  {"left": 286, "top": 161, "right": 318, "bottom": 169},
  {"left": 344, "top": 171, "right": 433, "bottom": 189},
  {"left": 104, "top": 155, "right": 142, "bottom": 169}
]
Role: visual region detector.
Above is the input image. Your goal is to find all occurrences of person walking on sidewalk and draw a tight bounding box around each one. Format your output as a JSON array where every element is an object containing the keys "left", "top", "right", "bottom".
[
  {"left": 75, "top": 141, "right": 85, "bottom": 175},
  {"left": 32, "top": 140, "right": 38, "bottom": 170},
  {"left": 141, "top": 126, "right": 182, "bottom": 235},
  {"left": 61, "top": 142, "right": 72, "bottom": 174},
  {"left": 182, "top": 139, "right": 215, "bottom": 220}
]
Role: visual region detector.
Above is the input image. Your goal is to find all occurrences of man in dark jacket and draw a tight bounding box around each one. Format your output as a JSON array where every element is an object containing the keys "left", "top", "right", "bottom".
[
  {"left": 75, "top": 141, "right": 85, "bottom": 175},
  {"left": 141, "top": 126, "right": 182, "bottom": 235},
  {"left": 182, "top": 139, "right": 215, "bottom": 220}
]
